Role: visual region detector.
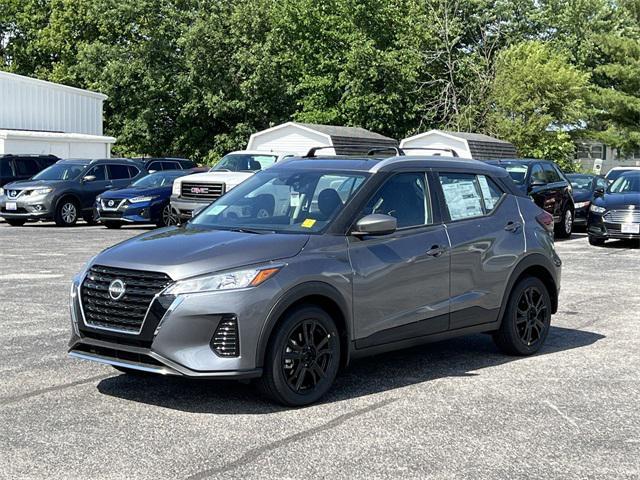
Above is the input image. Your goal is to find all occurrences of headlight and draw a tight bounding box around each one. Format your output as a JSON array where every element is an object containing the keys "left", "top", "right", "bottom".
[
  {"left": 164, "top": 266, "right": 281, "bottom": 295},
  {"left": 29, "top": 187, "right": 52, "bottom": 196},
  {"left": 172, "top": 181, "right": 181, "bottom": 195},
  {"left": 75, "top": 254, "right": 97, "bottom": 282},
  {"left": 574, "top": 201, "right": 590, "bottom": 209},
  {"left": 0, "top": 187, "right": 4, "bottom": 196},
  {"left": 590, "top": 205, "right": 606, "bottom": 214},
  {"left": 128, "top": 196, "right": 156, "bottom": 204}
]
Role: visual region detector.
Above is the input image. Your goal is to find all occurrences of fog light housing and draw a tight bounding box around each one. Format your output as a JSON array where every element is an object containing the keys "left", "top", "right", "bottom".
[{"left": 211, "top": 316, "right": 239, "bottom": 357}]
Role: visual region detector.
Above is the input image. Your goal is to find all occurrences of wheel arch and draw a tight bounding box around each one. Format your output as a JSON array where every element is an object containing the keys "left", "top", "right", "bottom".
[
  {"left": 498, "top": 254, "right": 560, "bottom": 326},
  {"left": 55, "top": 192, "right": 82, "bottom": 211},
  {"left": 256, "top": 281, "right": 352, "bottom": 370}
]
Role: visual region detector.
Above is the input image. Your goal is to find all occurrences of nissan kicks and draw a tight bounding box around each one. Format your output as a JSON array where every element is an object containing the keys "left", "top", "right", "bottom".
[{"left": 68, "top": 154, "right": 562, "bottom": 406}]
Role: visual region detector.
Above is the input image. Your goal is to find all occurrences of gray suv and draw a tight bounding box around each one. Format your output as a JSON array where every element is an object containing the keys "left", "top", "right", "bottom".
[
  {"left": 0, "top": 158, "right": 146, "bottom": 226},
  {"left": 68, "top": 155, "right": 562, "bottom": 406}
]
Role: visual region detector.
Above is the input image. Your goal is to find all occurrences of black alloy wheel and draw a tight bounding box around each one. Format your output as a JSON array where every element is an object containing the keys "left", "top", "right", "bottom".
[
  {"left": 259, "top": 305, "right": 340, "bottom": 406},
  {"left": 493, "top": 276, "right": 551, "bottom": 356},
  {"left": 555, "top": 208, "right": 573, "bottom": 238},
  {"left": 158, "top": 204, "right": 179, "bottom": 227}
]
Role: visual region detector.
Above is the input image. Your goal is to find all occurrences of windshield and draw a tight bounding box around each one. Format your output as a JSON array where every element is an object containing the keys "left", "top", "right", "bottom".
[
  {"left": 190, "top": 169, "right": 367, "bottom": 233},
  {"left": 503, "top": 164, "right": 528, "bottom": 185},
  {"left": 211, "top": 153, "right": 278, "bottom": 172},
  {"left": 132, "top": 171, "right": 184, "bottom": 188},
  {"left": 32, "top": 163, "right": 86, "bottom": 181},
  {"left": 609, "top": 173, "right": 640, "bottom": 194},
  {"left": 568, "top": 175, "right": 593, "bottom": 190}
]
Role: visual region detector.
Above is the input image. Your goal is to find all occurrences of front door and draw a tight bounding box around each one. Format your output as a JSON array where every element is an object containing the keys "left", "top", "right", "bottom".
[
  {"left": 349, "top": 172, "right": 451, "bottom": 348},
  {"left": 81, "top": 165, "right": 110, "bottom": 209}
]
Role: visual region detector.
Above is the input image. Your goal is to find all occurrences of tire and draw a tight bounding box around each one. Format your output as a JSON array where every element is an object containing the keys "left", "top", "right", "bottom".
[
  {"left": 589, "top": 235, "right": 605, "bottom": 247},
  {"left": 493, "top": 276, "right": 552, "bottom": 356},
  {"left": 82, "top": 211, "right": 98, "bottom": 225},
  {"left": 555, "top": 208, "right": 573, "bottom": 238},
  {"left": 6, "top": 219, "right": 26, "bottom": 226},
  {"left": 104, "top": 221, "right": 122, "bottom": 229},
  {"left": 258, "top": 305, "right": 341, "bottom": 406},
  {"left": 157, "top": 204, "right": 179, "bottom": 228},
  {"left": 54, "top": 198, "right": 79, "bottom": 227}
]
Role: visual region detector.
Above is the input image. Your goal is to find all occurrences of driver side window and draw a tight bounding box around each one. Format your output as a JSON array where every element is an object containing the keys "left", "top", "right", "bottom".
[
  {"left": 361, "top": 173, "right": 432, "bottom": 229},
  {"left": 530, "top": 164, "right": 546, "bottom": 184},
  {"left": 85, "top": 165, "right": 106, "bottom": 181}
]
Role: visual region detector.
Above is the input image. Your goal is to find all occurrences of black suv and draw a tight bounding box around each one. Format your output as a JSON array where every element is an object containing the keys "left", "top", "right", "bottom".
[
  {"left": 488, "top": 159, "right": 574, "bottom": 238},
  {"left": 132, "top": 157, "right": 196, "bottom": 172},
  {"left": 0, "top": 158, "right": 146, "bottom": 226},
  {"left": 0, "top": 154, "right": 59, "bottom": 187}
]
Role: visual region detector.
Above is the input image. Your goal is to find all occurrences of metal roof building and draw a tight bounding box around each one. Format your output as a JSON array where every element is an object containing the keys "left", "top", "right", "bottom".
[
  {"left": 247, "top": 121, "right": 398, "bottom": 155},
  {"left": 400, "top": 129, "right": 517, "bottom": 160},
  {"left": 0, "top": 71, "right": 115, "bottom": 158}
]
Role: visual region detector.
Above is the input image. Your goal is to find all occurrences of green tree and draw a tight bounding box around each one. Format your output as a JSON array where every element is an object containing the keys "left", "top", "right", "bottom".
[{"left": 488, "top": 41, "right": 589, "bottom": 169}]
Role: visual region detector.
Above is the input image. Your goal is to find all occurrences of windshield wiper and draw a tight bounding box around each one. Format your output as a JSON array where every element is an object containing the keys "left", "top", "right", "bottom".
[{"left": 226, "top": 227, "right": 275, "bottom": 234}]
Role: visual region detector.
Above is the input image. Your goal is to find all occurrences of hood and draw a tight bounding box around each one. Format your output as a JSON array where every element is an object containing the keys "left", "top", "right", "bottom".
[
  {"left": 572, "top": 188, "right": 592, "bottom": 202},
  {"left": 3, "top": 179, "right": 65, "bottom": 190},
  {"left": 101, "top": 185, "right": 171, "bottom": 198},
  {"left": 594, "top": 192, "right": 640, "bottom": 210},
  {"left": 176, "top": 171, "right": 254, "bottom": 189},
  {"left": 93, "top": 226, "right": 310, "bottom": 280}
]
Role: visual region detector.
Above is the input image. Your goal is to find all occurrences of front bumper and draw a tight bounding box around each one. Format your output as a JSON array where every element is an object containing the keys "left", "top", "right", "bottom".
[
  {"left": 96, "top": 198, "right": 165, "bottom": 224},
  {"left": 573, "top": 206, "right": 590, "bottom": 225},
  {"left": 67, "top": 273, "right": 276, "bottom": 378},
  {"left": 0, "top": 194, "right": 54, "bottom": 220},
  {"left": 587, "top": 213, "right": 640, "bottom": 240},
  {"left": 170, "top": 195, "right": 211, "bottom": 220}
]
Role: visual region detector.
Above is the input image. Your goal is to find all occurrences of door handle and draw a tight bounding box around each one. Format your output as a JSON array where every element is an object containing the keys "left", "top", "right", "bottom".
[
  {"left": 504, "top": 221, "right": 522, "bottom": 232},
  {"left": 425, "top": 245, "right": 446, "bottom": 257}
]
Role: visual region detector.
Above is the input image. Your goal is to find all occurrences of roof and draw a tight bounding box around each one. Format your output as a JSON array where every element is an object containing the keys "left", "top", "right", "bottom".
[
  {"left": 0, "top": 71, "right": 108, "bottom": 100},
  {"left": 401, "top": 129, "right": 517, "bottom": 160},
  {"left": 293, "top": 123, "right": 396, "bottom": 142},
  {"left": 487, "top": 158, "right": 554, "bottom": 165},
  {"left": 439, "top": 131, "right": 513, "bottom": 144},
  {"left": 274, "top": 155, "right": 509, "bottom": 177}
]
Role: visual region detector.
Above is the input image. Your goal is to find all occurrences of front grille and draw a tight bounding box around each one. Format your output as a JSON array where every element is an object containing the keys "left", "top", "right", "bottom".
[
  {"left": 80, "top": 265, "right": 172, "bottom": 334},
  {"left": 603, "top": 209, "right": 640, "bottom": 224},
  {"left": 180, "top": 182, "right": 225, "bottom": 201},
  {"left": 211, "top": 316, "right": 239, "bottom": 357},
  {"left": 100, "top": 198, "right": 126, "bottom": 211}
]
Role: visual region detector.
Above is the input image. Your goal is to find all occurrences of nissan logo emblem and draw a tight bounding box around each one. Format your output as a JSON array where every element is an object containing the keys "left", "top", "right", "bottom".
[
  {"left": 108, "top": 200, "right": 115, "bottom": 207},
  {"left": 108, "top": 279, "right": 126, "bottom": 300}
]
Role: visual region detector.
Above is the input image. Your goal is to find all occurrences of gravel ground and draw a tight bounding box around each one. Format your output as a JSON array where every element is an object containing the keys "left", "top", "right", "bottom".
[{"left": 0, "top": 222, "right": 638, "bottom": 480}]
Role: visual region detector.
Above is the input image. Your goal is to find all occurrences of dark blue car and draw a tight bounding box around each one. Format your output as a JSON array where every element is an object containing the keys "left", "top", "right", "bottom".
[{"left": 96, "top": 170, "right": 189, "bottom": 228}]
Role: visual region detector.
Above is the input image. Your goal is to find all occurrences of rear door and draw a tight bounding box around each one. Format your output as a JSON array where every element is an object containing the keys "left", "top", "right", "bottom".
[
  {"left": 349, "top": 171, "right": 451, "bottom": 348},
  {"left": 107, "top": 164, "right": 135, "bottom": 189},
  {"left": 435, "top": 171, "right": 524, "bottom": 329}
]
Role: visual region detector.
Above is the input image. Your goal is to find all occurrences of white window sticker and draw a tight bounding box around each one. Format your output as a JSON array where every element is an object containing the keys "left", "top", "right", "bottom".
[
  {"left": 206, "top": 204, "right": 227, "bottom": 215},
  {"left": 478, "top": 175, "right": 495, "bottom": 210},
  {"left": 290, "top": 191, "right": 301, "bottom": 207}
]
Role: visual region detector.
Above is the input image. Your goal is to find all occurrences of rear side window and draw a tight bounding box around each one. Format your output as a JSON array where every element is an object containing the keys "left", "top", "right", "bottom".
[
  {"left": 128, "top": 166, "right": 141, "bottom": 178},
  {"left": 161, "top": 161, "right": 180, "bottom": 170},
  {"left": 439, "top": 173, "right": 504, "bottom": 220},
  {"left": 361, "top": 172, "right": 432, "bottom": 228},
  {"left": 148, "top": 161, "right": 163, "bottom": 171},
  {"left": 14, "top": 158, "right": 39, "bottom": 176},
  {"left": 543, "top": 163, "right": 562, "bottom": 183},
  {"left": 108, "top": 164, "right": 132, "bottom": 179},
  {"left": 1, "top": 160, "right": 13, "bottom": 177}
]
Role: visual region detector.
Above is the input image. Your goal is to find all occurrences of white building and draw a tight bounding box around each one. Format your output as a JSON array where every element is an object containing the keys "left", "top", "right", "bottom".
[
  {"left": 247, "top": 121, "right": 397, "bottom": 155},
  {"left": 400, "top": 130, "right": 517, "bottom": 160},
  {"left": 0, "top": 71, "right": 115, "bottom": 158}
]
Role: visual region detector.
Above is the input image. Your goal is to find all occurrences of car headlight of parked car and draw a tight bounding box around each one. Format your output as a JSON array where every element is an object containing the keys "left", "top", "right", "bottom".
[
  {"left": 164, "top": 266, "right": 281, "bottom": 295},
  {"left": 172, "top": 181, "right": 181, "bottom": 195},
  {"left": 590, "top": 205, "right": 606, "bottom": 214},
  {"left": 28, "top": 187, "right": 53, "bottom": 197},
  {"left": 0, "top": 187, "right": 4, "bottom": 197},
  {"left": 574, "top": 201, "right": 590, "bottom": 209},
  {"left": 129, "top": 196, "right": 157, "bottom": 204}
]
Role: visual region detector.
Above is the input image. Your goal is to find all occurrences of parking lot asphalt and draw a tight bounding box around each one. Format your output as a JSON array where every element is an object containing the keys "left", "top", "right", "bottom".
[{"left": 0, "top": 221, "right": 638, "bottom": 479}]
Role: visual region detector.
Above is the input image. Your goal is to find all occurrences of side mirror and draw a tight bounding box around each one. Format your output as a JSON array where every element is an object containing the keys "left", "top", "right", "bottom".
[
  {"left": 352, "top": 214, "right": 397, "bottom": 237},
  {"left": 594, "top": 187, "right": 605, "bottom": 197},
  {"left": 82, "top": 175, "right": 96, "bottom": 183}
]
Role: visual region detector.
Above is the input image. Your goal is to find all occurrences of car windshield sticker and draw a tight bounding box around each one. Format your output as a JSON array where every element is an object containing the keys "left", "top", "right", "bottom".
[
  {"left": 478, "top": 175, "right": 495, "bottom": 210},
  {"left": 290, "top": 191, "right": 301, "bottom": 207},
  {"left": 301, "top": 219, "right": 316, "bottom": 228}
]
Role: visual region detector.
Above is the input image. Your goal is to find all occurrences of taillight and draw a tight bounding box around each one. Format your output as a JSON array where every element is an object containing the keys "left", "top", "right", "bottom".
[{"left": 536, "top": 211, "right": 554, "bottom": 233}]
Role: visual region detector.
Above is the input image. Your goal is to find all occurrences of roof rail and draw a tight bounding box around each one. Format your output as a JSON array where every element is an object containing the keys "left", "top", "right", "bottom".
[
  {"left": 303, "top": 144, "right": 399, "bottom": 158},
  {"left": 399, "top": 147, "right": 459, "bottom": 157}
]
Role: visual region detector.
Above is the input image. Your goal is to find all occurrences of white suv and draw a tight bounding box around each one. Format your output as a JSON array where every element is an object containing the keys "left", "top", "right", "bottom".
[{"left": 170, "top": 150, "right": 293, "bottom": 221}]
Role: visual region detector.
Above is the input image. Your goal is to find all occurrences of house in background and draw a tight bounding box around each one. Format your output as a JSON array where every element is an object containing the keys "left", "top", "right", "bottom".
[
  {"left": 400, "top": 130, "right": 517, "bottom": 160},
  {"left": 0, "top": 71, "right": 115, "bottom": 158},
  {"left": 247, "top": 121, "right": 398, "bottom": 156},
  {"left": 574, "top": 140, "right": 640, "bottom": 174}
]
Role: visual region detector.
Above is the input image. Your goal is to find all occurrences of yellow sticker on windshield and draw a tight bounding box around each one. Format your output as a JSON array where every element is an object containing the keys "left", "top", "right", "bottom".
[{"left": 301, "top": 219, "right": 316, "bottom": 228}]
